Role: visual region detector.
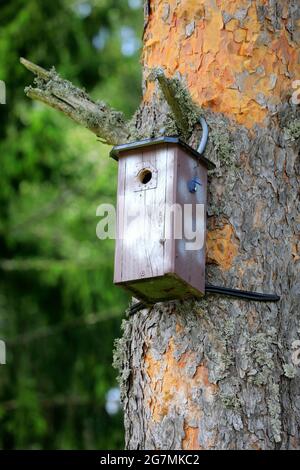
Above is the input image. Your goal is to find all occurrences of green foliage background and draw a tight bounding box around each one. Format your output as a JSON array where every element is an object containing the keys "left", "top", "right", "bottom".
[{"left": 0, "top": 0, "right": 143, "bottom": 449}]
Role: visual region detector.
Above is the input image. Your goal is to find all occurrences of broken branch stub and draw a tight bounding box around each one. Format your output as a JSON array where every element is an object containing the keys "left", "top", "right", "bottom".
[
  {"left": 149, "top": 67, "right": 202, "bottom": 140},
  {"left": 20, "top": 57, "right": 130, "bottom": 145}
]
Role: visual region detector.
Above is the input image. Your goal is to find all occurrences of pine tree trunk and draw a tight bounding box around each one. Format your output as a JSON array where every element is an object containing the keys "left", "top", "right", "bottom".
[{"left": 114, "top": 0, "right": 300, "bottom": 450}]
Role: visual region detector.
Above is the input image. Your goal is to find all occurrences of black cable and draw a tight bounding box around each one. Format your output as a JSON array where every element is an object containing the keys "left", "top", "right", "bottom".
[
  {"left": 128, "top": 284, "right": 280, "bottom": 316},
  {"left": 128, "top": 301, "right": 148, "bottom": 316},
  {"left": 205, "top": 283, "right": 280, "bottom": 302}
]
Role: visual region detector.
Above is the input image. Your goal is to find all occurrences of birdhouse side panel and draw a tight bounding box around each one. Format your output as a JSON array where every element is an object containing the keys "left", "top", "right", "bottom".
[{"left": 174, "top": 147, "right": 207, "bottom": 295}]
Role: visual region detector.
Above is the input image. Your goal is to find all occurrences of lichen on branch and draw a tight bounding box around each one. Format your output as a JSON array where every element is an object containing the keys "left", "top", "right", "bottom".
[
  {"left": 148, "top": 67, "right": 202, "bottom": 140},
  {"left": 20, "top": 58, "right": 130, "bottom": 145}
]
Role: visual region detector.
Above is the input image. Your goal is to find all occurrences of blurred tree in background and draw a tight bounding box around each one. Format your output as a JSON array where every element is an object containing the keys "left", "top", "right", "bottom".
[{"left": 0, "top": 0, "right": 143, "bottom": 449}]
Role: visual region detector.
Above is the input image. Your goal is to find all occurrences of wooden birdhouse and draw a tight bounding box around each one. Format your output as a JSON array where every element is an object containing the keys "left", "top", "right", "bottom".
[{"left": 110, "top": 137, "right": 215, "bottom": 303}]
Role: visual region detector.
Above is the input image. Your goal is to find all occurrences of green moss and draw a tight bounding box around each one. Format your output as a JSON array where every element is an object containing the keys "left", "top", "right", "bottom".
[
  {"left": 210, "top": 128, "right": 235, "bottom": 167},
  {"left": 223, "top": 317, "right": 236, "bottom": 339},
  {"left": 283, "top": 363, "right": 297, "bottom": 379},
  {"left": 149, "top": 67, "right": 202, "bottom": 139},
  {"left": 285, "top": 119, "right": 300, "bottom": 141},
  {"left": 240, "top": 327, "right": 283, "bottom": 443},
  {"left": 163, "top": 75, "right": 201, "bottom": 135},
  {"left": 24, "top": 61, "right": 129, "bottom": 144},
  {"left": 220, "top": 394, "right": 241, "bottom": 410},
  {"left": 267, "top": 383, "right": 282, "bottom": 444},
  {"left": 30, "top": 65, "right": 90, "bottom": 101},
  {"left": 112, "top": 318, "right": 131, "bottom": 401},
  {"left": 163, "top": 114, "right": 180, "bottom": 136},
  {"left": 128, "top": 110, "right": 178, "bottom": 142},
  {"left": 248, "top": 329, "right": 277, "bottom": 386},
  {"left": 83, "top": 102, "right": 126, "bottom": 133},
  {"left": 117, "top": 273, "right": 205, "bottom": 303}
]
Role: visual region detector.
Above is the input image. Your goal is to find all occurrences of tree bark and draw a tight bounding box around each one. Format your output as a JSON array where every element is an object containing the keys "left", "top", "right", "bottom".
[{"left": 114, "top": 0, "right": 300, "bottom": 450}]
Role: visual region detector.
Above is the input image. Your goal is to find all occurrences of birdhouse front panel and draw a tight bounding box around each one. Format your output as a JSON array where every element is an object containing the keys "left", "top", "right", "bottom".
[
  {"left": 114, "top": 144, "right": 175, "bottom": 285},
  {"left": 111, "top": 138, "right": 213, "bottom": 303}
]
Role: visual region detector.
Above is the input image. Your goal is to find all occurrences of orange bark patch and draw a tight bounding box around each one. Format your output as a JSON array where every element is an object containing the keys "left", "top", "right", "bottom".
[
  {"left": 182, "top": 422, "right": 202, "bottom": 450},
  {"left": 206, "top": 224, "right": 239, "bottom": 270},
  {"left": 143, "top": 0, "right": 300, "bottom": 128},
  {"left": 144, "top": 338, "right": 218, "bottom": 449}
]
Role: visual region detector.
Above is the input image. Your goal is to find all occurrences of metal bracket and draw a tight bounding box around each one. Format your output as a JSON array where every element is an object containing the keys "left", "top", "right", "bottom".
[{"left": 187, "top": 177, "right": 202, "bottom": 193}]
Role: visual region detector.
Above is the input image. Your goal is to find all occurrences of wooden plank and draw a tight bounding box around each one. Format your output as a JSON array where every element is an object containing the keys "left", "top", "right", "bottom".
[
  {"left": 163, "top": 144, "right": 177, "bottom": 275},
  {"left": 118, "top": 146, "right": 167, "bottom": 283},
  {"left": 143, "top": 145, "right": 167, "bottom": 279},
  {"left": 114, "top": 156, "right": 126, "bottom": 283},
  {"left": 121, "top": 150, "right": 144, "bottom": 281}
]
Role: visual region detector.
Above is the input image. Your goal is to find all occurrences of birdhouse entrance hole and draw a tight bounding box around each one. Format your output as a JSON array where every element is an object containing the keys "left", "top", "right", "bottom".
[{"left": 138, "top": 168, "right": 152, "bottom": 185}]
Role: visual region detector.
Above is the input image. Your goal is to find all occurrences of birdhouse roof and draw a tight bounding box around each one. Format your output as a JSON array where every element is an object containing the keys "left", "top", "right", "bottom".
[{"left": 110, "top": 137, "right": 215, "bottom": 170}]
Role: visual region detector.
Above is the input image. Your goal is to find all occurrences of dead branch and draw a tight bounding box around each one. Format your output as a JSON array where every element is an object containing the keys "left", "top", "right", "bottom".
[
  {"left": 20, "top": 57, "right": 130, "bottom": 145},
  {"left": 149, "top": 67, "right": 201, "bottom": 139}
]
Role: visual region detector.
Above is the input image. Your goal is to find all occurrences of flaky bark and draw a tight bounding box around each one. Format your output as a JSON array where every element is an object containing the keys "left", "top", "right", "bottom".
[
  {"left": 142, "top": 0, "right": 300, "bottom": 128},
  {"left": 113, "top": 0, "right": 300, "bottom": 450},
  {"left": 148, "top": 67, "right": 202, "bottom": 139}
]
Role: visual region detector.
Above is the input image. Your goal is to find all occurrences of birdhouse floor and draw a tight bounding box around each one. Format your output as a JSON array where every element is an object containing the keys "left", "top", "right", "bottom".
[{"left": 116, "top": 272, "right": 204, "bottom": 303}]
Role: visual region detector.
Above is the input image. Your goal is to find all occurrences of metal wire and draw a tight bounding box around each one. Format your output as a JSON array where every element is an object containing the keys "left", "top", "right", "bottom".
[
  {"left": 205, "top": 284, "right": 280, "bottom": 302},
  {"left": 197, "top": 116, "right": 209, "bottom": 154}
]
